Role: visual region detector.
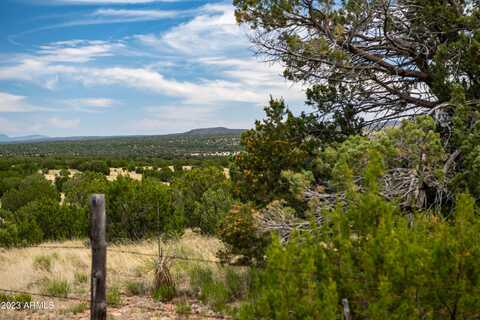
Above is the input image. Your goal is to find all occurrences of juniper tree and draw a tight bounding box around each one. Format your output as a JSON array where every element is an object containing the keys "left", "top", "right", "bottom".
[{"left": 234, "top": 0, "right": 480, "bottom": 127}]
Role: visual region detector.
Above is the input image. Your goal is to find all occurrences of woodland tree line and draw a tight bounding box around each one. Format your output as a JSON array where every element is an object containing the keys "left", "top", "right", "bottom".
[{"left": 1, "top": 0, "right": 480, "bottom": 318}]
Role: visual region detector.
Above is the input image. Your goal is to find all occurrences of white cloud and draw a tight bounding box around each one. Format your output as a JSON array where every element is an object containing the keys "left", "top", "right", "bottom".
[
  {"left": 47, "top": 117, "right": 80, "bottom": 129},
  {"left": 136, "top": 4, "right": 249, "bottom": 57},
  {"left": 70, "top": 66, "right": 265, "bottom": 104},
  {"left": 0, "top": 3, "right": 306, "bottom": 119},
  {"left": 0, "top": 92, "right": 49, "bottom": 112},
  {"left": 33, "top": 0, "right": 180, "bottom": 4},
  {"left": 0, "top": 40, "right": 121, "bottom": 88},
  {"left": 64, "top": 98, "right": 116, "bottom": 108},
  {"left": 38, "top": 40, "right": 123, "bottom": 63},
  {"left": 60, "top": 97, "right": 118, "bottom": 112},
  {"left": 93, "top": 8, "right": 182, "bottom": 19},
  {"left": 128, "top": 4, "right": 305, "bottom": 104}
]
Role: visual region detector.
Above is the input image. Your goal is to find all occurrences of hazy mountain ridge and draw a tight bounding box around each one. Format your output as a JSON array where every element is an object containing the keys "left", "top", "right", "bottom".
[
  {"left": 0, "top": 134, "right": 49, "bottom": 143},
  {"left": 183, "top": 127, "right": 246, "bottom": 135}
]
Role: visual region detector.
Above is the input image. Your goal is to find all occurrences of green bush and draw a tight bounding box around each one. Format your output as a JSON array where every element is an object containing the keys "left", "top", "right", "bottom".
[
  {"left": 0, "top": 210, "right": 20, "bottom": 247},
  {"left": 68, "top": 302, "right": 88, "bottom": 315},
  {"left": 43, "top": 279, "right": 71, "bottom": 298},
  {"left": 188, "top": 266, "right": 232, "bottom": 312},
  {"left": 8, "top": 208, "right": 44, "bottom": 246},
  {"left": 0, "top": 293, "right": 32, "bottom": 304},
  {"left": 74, "top": 272, "right": 88, "bottom": 285},
  {"left": 18, "top": 199, "right": 87, "bottom": 241},
  {"left": 231, "top": 98, "right": 319, "bottom": 205},
  {"left": 107, "top": 287, "right": 122, "bottom": 307},
  {"left": 218, "top": 204, "right": 268, "bottom": 264},
  {"left": 192, "top": 188, "right": 232, "bottom": 235},
  {"left": 175, "top": 300, "right": 192, "bottom": 315},
  {"left": 238, "top": 188, "right": 480, "bottom": 319},
  {"left": 78, "top": 160, "right": 109, "bottom": 175},
  {"left": 125, "top": 281, "right": 148, "bottom": 296},
  {"left": 54, "top": 169, "right": 70, "bottom": 192},
  {"left": 224, "top": 267, "right": 249, "bottom": 300},
  {"left": 152, "top": 285, "right": 176, "bottom": 302},
  {"left": 33, "top": 255, "right": 54, "bottom": 272},
  {"left": 106, "top": 177, "right": 185, "bottom": 241},
  {"left": 63, "top": 172, "right": 108, "bottom": 208},
  {"left": 172, "top": 166, "right": 231, "bottom": 228},
  {"left": 1, "top": 174, "right": 58, "bottom": 212}
]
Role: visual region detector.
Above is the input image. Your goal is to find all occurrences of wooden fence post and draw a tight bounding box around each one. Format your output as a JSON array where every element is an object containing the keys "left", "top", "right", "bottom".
[{"left": 90, "top": 194, "right": 107, "bottom": 320}]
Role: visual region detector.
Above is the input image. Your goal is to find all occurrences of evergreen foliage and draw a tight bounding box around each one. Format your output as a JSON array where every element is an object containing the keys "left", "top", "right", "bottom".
[{"left": 238, "top": 157, "right": 480, "bottom": 319}]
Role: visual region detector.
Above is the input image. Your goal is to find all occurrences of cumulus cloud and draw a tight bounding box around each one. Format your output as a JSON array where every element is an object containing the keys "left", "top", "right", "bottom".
[
  {"left": 0, "top": 40, "right": 121, "bottom": 88},
  {"left": 136, "top": 4, "right": 250, "bottom": 57},
  {"left": 67, "top": 66, "right": 265, "bottom": 104}
]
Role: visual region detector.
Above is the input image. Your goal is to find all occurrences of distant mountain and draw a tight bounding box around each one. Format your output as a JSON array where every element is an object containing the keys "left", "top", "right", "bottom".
[
  {"left": 0, "top": 134, "right": 49, "bottom": 143},
  {"left": 0, "top": 127, "right": 245, "bottom": 145},
  {"left": 183, "top": 127, "right": 246, "bottom": 135}
]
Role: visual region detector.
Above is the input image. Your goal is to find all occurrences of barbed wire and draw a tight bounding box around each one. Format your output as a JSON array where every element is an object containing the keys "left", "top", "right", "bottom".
[
  {"left": 30, "top": 245, "right": 241, "bottom": 267},
  {"left": 23, "top": 244, "right": 480, "bottom": 284}
]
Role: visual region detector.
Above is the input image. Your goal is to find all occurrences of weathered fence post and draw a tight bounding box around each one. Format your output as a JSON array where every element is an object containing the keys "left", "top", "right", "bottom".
[
  {"left": 342, "top": 298, "right": 351, "bottom": 320},
  {"left": 90, "top": 194, "right": 107, "bottom": 320}
]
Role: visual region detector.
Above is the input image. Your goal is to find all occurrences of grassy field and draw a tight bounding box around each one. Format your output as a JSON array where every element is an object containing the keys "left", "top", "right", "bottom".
[{"left": 0, "top": 230, "right": 237, "bottom": 319}]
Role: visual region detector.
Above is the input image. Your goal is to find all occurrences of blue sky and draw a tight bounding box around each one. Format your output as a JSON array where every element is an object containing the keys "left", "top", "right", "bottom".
[{"left": 0, "top": 0, "right": 305, "bottom": 137}]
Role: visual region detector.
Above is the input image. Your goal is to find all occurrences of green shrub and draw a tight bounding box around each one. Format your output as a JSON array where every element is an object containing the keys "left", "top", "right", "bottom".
[
  {"left": 74, "top": 272, "right": 88, "bottom": 285},
  {"left": 191, "top": 188, "right": 232, "bottom": 235},
  {"left": 68, "top": 302, "right": 88, "bottom": 315},
  {"left": 43, "top": 279, "right": 70, "bottom": 298},
  {"left": 78, "top": 160, "right": 109, "bottom": 175},
  {"left": 12, "top": 293, "right": 32, "bottom": 304},
  {"left": 14, "top": 215, "right": 44, "bottom": 246},
  {"left": 188, "top": 266, "right": 230, "bottom": 311},
  {"left": 1, "top": 174, "right": 58, "bottom": 212},
  {"left": 33, "top": 255, "right": 54, "bottom": 272},
  {"left": 172, "top": 166, "right": 231, "bottom": 226},
  {"left": 0, "top": 293, "right": 32, "bottom": 304},
  {"left": 237, "top": 188, "right": 480, "bottom": 319},
  {"left": 0, "top": 214, "right": 20, "bottom": 247},
  {"left": 125, "top": 281, "right": 148, "bottom": 296},
  {"left": 16, "top": 199, "right": 87, "bottom": 243},
  {"left": 106, "top": 177, "right": 185, "bottom": 241},
  {"left": 224, "top": 267, "right": 249, "bottom": 300},
  {"left": 230, "top": 98, "right": 320, "bottom": 205},
  {"left": 175, "top": 300, "right": 192, "bottom": 315},
  {"left": 63, "top": 172, "right": 108, "bottom": 208},
  {"left": 152, "top": 285, "right": 176, "bottom": 302},
  {"left": 218, "top": 204, "right": 268, "bottom": 264},
  {"left": 107, "top": 287, "right": 122, "bottom": 307},
  {"left": 0, "top": 294, "right": 10, "bottom": 302}
]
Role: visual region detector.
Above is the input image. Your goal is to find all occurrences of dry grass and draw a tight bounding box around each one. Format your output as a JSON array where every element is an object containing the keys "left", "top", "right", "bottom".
[
  {"left": 0, "top": 231, "right": 242, "bottom": 319},
  {"left": 0, "top": 230, "right": 223, "bottom": 296}
]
